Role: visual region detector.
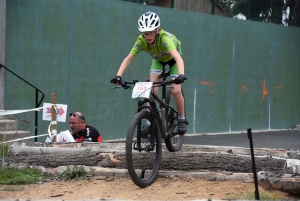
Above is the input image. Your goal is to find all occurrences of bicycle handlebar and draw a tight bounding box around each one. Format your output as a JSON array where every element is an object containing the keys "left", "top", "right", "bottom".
[{"left": 113, "top": 78, "right": 187, "bottom": 89}]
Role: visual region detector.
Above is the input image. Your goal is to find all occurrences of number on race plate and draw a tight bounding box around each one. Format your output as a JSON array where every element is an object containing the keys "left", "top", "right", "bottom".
[{"left": 132, "top": 82, "right": 153, "bottom": 99}]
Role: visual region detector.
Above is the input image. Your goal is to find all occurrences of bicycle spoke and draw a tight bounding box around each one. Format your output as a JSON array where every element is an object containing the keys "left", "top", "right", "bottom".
[{"left": 126, "top": 110, "right": 162, "bottom": 188}]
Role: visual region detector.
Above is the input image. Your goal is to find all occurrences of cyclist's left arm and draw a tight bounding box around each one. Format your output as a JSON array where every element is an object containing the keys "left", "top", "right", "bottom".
[
  {"left": 161, "top": 33, "right": 184, "bottom": 75},
  {"left": 170, "top": 49, "right": 184, "bottom": 75}
]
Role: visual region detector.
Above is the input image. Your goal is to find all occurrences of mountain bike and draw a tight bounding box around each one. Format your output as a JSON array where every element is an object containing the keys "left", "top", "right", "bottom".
[{"left": 114, "top": 69, "right": 187, "bottom": 188}]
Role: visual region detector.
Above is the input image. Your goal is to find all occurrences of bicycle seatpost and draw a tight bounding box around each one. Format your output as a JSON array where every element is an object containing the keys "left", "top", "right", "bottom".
[
  {"left": 159, "top": 66, "right": 170, "bottom": 100},
  {"left": 158, "top": 66, "right": 170, "bottom": 80}
]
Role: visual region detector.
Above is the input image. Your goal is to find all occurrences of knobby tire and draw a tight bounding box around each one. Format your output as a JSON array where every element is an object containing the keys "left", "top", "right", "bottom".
[
  {"left": 125, "top": 110, "right": 162, "bottom": 188},
  {"left": 164, "top": 87, "right": 185, "bottom": 152}
]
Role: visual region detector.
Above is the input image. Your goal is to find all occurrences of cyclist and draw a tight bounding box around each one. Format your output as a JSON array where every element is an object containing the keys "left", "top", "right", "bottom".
[{"left": 111, "top": 11, "right": 188, "bottom": 134}]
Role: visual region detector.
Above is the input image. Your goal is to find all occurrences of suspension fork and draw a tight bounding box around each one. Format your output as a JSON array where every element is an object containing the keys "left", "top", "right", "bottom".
[
  {"left": 135, "top": 98, "right": 162, "bottom": 151},
  {"left": 134, "top": 99, "right": 152, "bottom": 151}
]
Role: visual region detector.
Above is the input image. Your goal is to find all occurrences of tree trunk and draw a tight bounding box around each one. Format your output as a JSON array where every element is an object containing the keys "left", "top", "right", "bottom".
[{"left": 4, "top": 143, "right": 287, "bottom": 173}]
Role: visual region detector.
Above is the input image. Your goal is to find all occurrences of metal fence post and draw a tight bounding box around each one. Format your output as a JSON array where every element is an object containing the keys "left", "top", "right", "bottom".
[
  {"left": 279, "top": 0, "right": 283, "bottom": 25},
  {"left": 212, "top": 0, "right": 215, "bottom": 15},
  {"left": 247, "top": 128, "right": 260, "bottom": 200},
  {"left": 247, "top": 0, "right": 251, "bottom": 20}
]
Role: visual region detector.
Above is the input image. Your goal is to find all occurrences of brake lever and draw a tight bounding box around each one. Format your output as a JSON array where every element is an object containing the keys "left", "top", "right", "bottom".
[
  {"left": 113, "top": 85, "right": 123, "bottom": 89},
  {"left": 113, "top": 84, "right": 130, "bottom": 89},
  {"left": 123, "top": 85, "right": 130, "bottom": 89}
]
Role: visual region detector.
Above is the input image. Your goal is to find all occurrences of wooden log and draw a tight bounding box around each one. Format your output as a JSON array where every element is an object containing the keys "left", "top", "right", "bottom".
[
  {"left": 160, "top": 152, "right": 286, "bottom": 174},
  {"left": 257, "top": 171, "right": 300, "bottom": 195},
  {"left": 286, "top": 159, "right": 300, "bottom": 174},
  {"left": 272, "top": 174, "right": 300, "bottom": 195},
  {"left": 181, "top": 145, "right": 300, "bottom": 160},
  {"left": 4, "top": 148, "right": 287, "bottom": 174},
  {"left": 6, "top": 142, "right": 293, "bottom": 173},
  {"left": 160, "top": 170, "right": 300, "bottom": 195},
  {"left": 8, "top": 142, "right": 300, "bottom": 173},
  {"left": 8, "top": 142, "right": 122, "bottom": 156},
  {"left": 9, "top": 142, "right": 300, "bottom": 158}
]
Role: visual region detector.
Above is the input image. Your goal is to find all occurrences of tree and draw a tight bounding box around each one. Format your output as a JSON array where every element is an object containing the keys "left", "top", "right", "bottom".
[
  {"left": 282, "top": 0, "right": 300, "bottom": 26},
  {"left": 231, "top": 0, "right": 284, "bottom": 24}
]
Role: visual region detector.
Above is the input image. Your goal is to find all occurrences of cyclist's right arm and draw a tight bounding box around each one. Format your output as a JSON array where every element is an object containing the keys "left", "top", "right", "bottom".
[
  {"left": 116, "top": 53, "right": 135, "bottom": 77},
  {"left": 116, "top": 36, "right": 147, "bottom": 76}
]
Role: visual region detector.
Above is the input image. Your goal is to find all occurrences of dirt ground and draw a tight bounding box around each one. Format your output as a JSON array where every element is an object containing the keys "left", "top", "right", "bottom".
[{"left": 0, "top": 176, "right": 299, "bottom": 200}]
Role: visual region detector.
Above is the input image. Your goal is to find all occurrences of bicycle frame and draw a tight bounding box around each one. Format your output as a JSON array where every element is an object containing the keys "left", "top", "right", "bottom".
[
  {"left": 135, "top": 83, "right": 178, "bottom": 139},
  {"left": 114, "top": 69, "right": 184, "bottom": 142}
]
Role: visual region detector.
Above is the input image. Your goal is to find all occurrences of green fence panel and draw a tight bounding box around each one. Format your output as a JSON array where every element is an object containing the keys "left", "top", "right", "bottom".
[{"left": 5, "top": 0, "right": 300, "bottom": 141}]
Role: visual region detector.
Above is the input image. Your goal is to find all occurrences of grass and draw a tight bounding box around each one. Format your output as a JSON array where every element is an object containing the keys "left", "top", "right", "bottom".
[
  {"left": 59, "top": 165, "right": 87, "bottom": 181},
  {"left": 0, "top": 165, "right": 88, "bottom": 186},
  {"left": 0, "top": 166, "right": 48, "bottom": 185},
  {"left": 0, "top": 143, "right": 9, "bottom": 157},
  {"left": 233, "top": 191, "right": 282, "bottom": 200}
]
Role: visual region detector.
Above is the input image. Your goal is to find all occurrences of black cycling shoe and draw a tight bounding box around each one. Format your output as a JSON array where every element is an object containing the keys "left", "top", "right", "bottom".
[
  {"left": 177, "top": 119, "right": 188, "bottom": 134},
  {"left": 141, "top": 124, "right": 151, "bottom": 138}
]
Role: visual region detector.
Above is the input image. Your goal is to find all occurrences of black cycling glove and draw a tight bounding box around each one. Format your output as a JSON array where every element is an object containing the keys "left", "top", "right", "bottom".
[
  {"left": 110, "top": 76, "right": 122, "bottom": 84},
  {"left": 174, "top": 74, "right": 186, "bottom": 84}
]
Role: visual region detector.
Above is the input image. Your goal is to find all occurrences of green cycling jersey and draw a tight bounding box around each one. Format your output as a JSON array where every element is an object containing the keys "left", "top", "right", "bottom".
[{"left": 130, "top": 29, "right": 182, "bottom": 63}]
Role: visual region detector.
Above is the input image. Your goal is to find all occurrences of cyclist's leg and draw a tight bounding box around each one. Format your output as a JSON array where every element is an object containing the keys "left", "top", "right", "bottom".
[
  {"left": 170, "top": 63, "right": 188, "bottom": 134},
  {"left": 150, "top": 59, "right": 163, "bottom": 94},
  {"left": 169, "top": 63, "right": 185, "bottom": 118},
  {"left": 171, "top": 84, "right": 185, "bottom": 117}
]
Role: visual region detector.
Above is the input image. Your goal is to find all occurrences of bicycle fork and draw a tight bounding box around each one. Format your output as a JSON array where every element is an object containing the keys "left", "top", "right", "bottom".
[
  {"left": 133, "top": 100, "right": 158, "bottom": 152},
  {"left": 133, "top": 117, "right": 156, "bottom": 151}
]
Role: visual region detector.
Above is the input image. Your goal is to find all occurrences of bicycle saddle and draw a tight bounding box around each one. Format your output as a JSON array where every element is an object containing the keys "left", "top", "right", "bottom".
[{"left": 158, "top": 68, "right": 170, "bottom": 79}]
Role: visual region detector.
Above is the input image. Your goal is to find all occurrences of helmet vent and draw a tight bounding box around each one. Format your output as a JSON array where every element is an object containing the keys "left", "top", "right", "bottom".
[{"left": 137, "top": 11, "right": 160, "bottom": 32}]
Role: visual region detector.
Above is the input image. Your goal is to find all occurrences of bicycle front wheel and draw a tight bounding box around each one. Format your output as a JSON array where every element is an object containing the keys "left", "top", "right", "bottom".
[
  {"left": 125, "top": 110, "right": 162, "bottom": 188},
  {"left": 164, "top": 87, "right": 185, "bottom": 152}
]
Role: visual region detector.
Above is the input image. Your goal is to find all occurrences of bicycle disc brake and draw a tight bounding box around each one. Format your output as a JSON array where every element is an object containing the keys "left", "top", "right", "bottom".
[{"left": 134, "top": 140, "right": 155, "bottom": 151}]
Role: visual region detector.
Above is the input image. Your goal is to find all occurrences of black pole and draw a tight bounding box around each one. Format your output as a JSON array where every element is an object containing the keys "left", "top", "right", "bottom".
[
  {"left": 247, "top": 128, "right": 260, "bottom": 200},
  {"left": 35, "top": 89, "right": 38, "bottom": 142},
  {"left": 171, "top": 0, "right": 174, "bottom": 9},
  {"left": 212, "top": 0, "right": 215, "bottom": 15},
  {"left": 247, "top": 0, "right": 251, "bottom": 20},
  {"left": 279, "top": 0, "right": 283, "bottom": 25},
  {"left": 0, "top": 63, "right": 44, "bottom": 141}
]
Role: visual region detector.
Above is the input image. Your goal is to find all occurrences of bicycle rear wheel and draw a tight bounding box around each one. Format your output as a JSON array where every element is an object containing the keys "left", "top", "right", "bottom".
[
  {"left": 125, "top": 110, "right": 162, "bottom": 188},
  {"left": 164, "top": 87, "right": 185, "bottom": 152}
]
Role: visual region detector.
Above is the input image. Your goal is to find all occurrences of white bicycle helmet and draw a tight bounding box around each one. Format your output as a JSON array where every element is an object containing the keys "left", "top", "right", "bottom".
[{"left": 137, "top": 11, "right": 160, "bottom": 32}]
